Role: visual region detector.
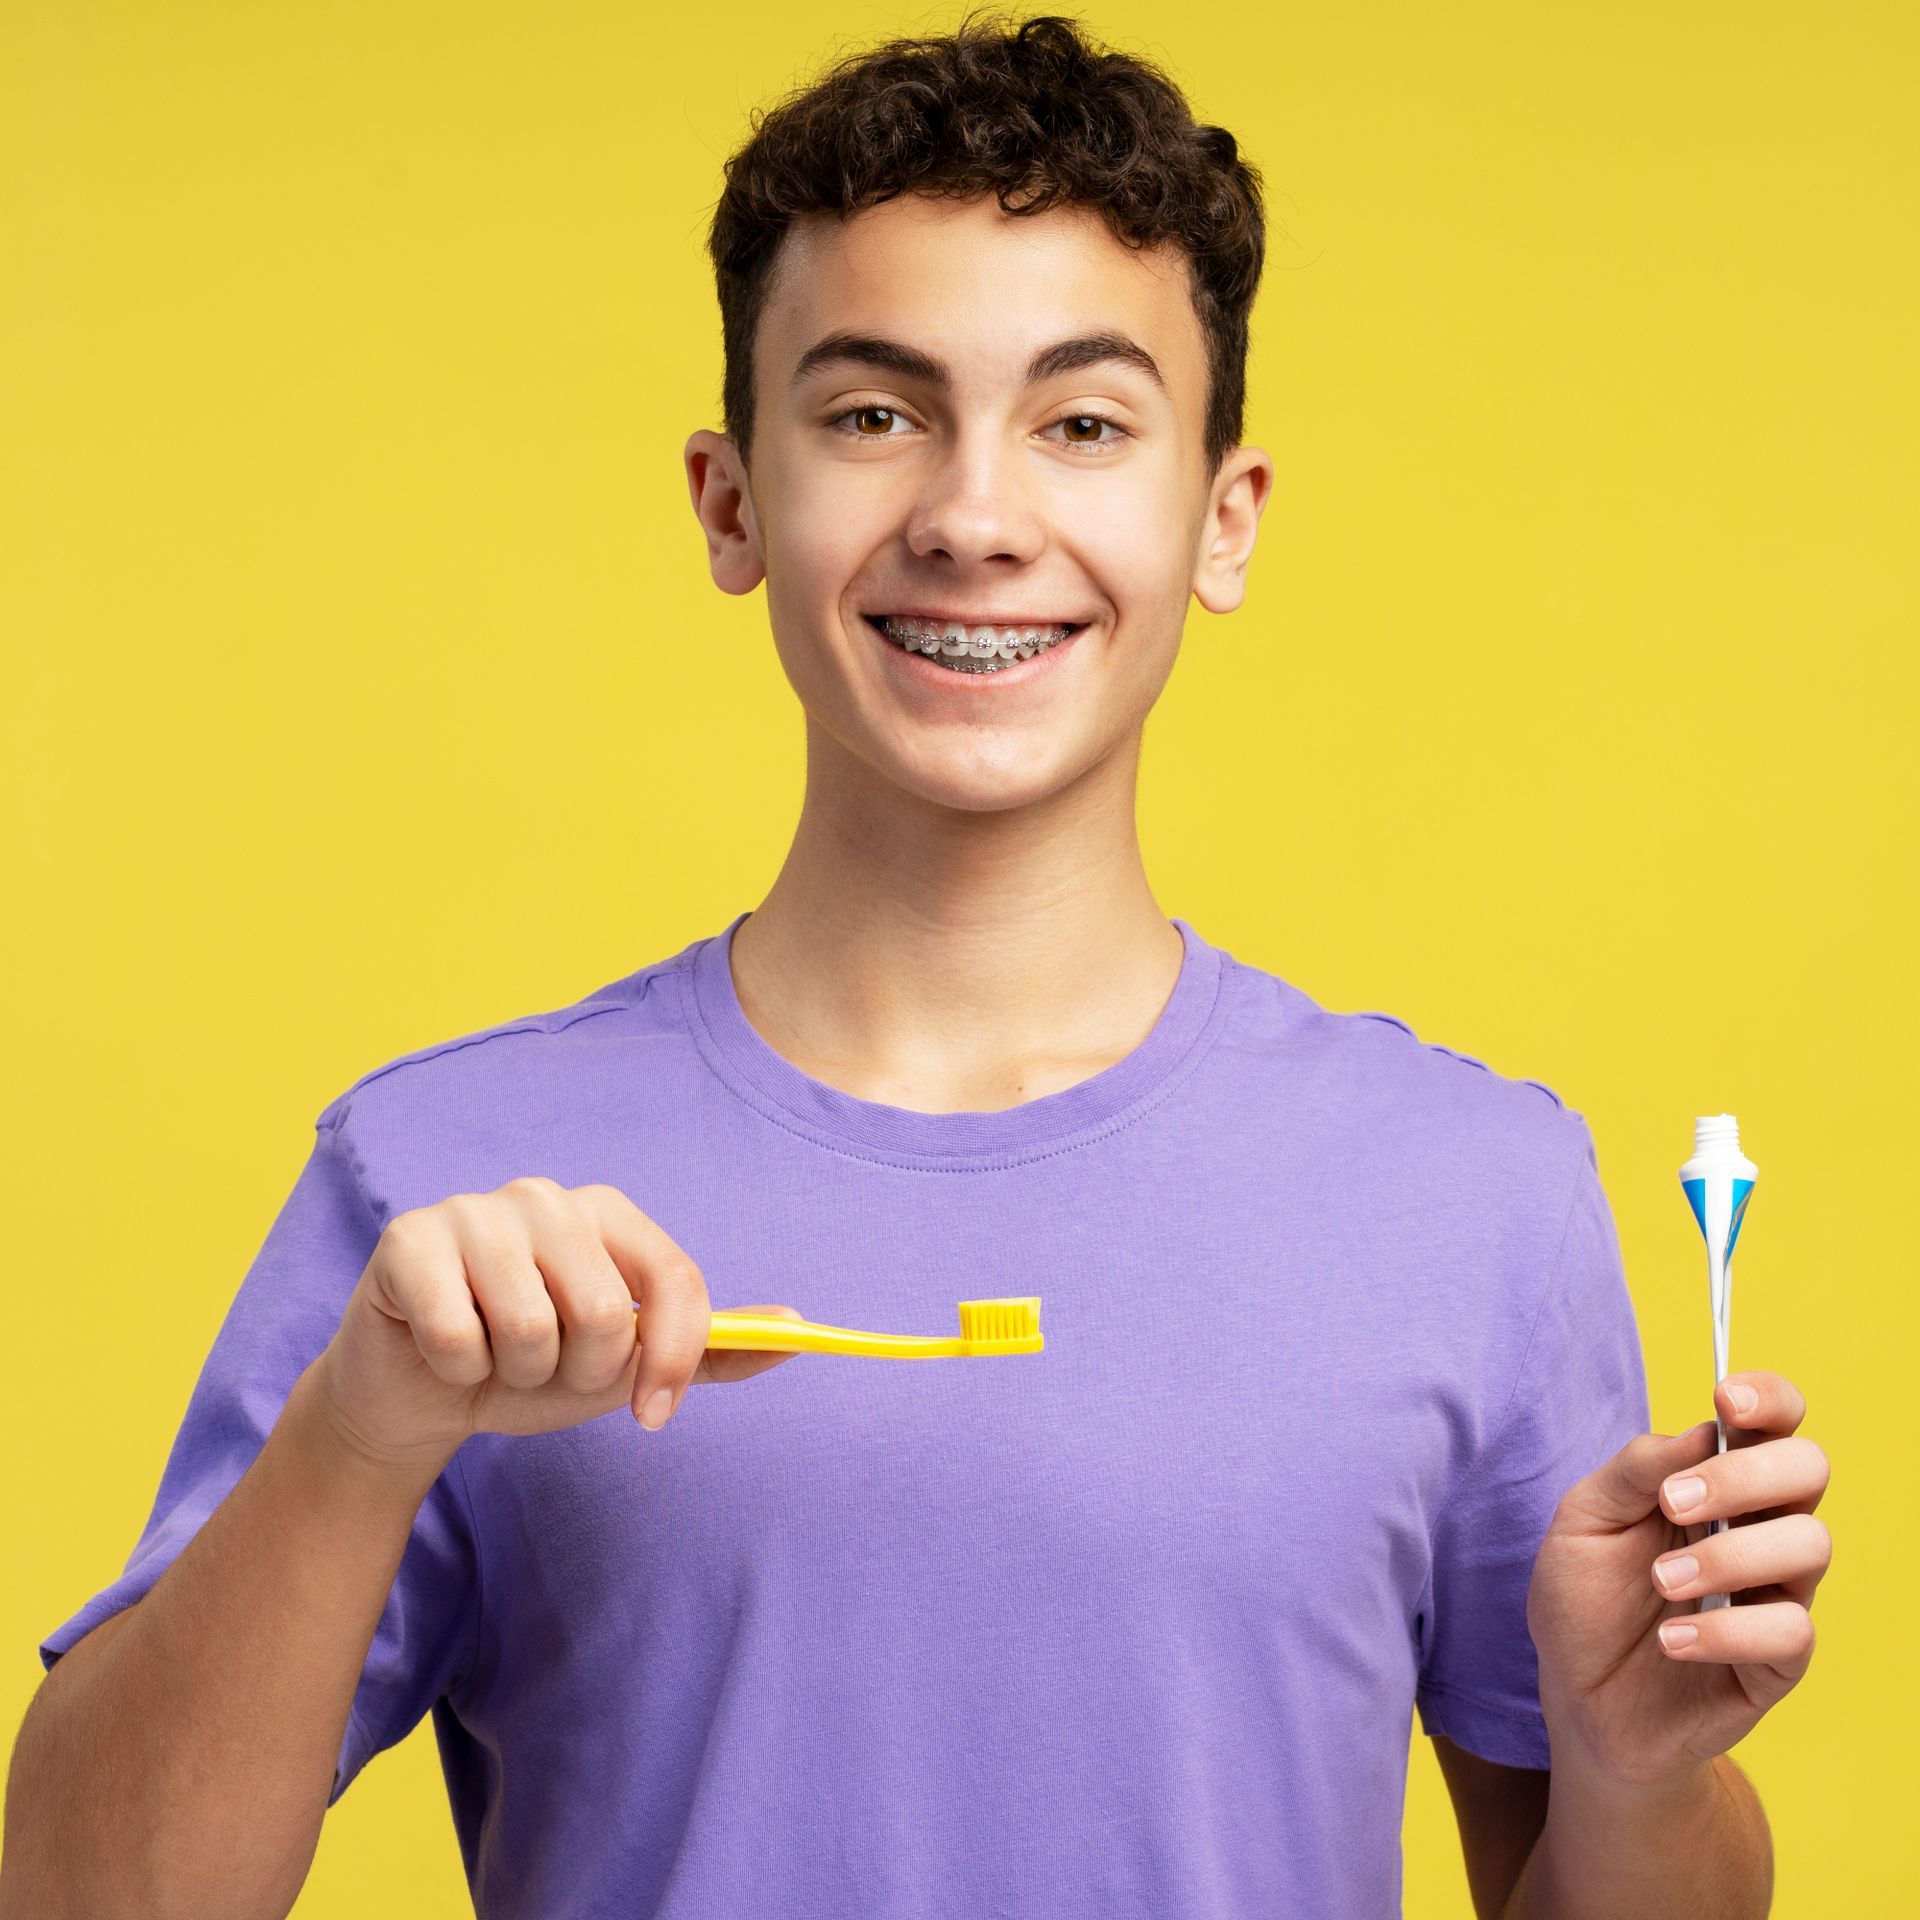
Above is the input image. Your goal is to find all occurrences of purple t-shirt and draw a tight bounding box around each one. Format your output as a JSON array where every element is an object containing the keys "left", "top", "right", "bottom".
[{"left": 41, "top": 915, "right": 1648, "bottom": 1917}]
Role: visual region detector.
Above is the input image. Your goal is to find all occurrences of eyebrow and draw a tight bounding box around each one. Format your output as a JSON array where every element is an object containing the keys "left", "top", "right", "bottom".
[{"left": 789, "top": 328, "right": 1168, "bottom": 397}]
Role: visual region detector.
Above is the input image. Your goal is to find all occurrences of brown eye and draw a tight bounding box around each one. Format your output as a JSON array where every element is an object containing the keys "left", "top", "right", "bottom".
[
  {"left": 1048, "top": 412, "right": 1127, "bottom": 451},
  {"left": 854, "top": 407, "right": 897, "bottom": 435}
]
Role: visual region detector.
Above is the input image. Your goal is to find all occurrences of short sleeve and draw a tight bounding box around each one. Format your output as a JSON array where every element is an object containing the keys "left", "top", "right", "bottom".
[
  {"left": 1414, "top": 1119, "right": 1651, "bottom": 1769},
  {"left": 36, "top": 1117, "right": 481, "bottom": 1807}
]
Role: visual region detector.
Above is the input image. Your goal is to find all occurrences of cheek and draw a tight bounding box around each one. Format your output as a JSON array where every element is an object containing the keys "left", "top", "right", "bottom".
[
  {"left": 1068, "top": 477, "right": 1187, "bottom": 604},
  {"left": 756, "top": 472, "right": 890, "bottom": 606}
]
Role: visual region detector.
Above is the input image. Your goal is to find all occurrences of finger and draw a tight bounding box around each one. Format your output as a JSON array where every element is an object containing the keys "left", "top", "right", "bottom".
[
  {"left": 1650, "top": 1512, "right": 1834, "bottom": 1608},
  {"left": 1559, "top": 1422, "right": 1719, "bottom": 1531},
  {"left": 697, "top": 1305, "right": 808, "bottom": 1386},
  {"left": 1715, "top": 1370, "right": 1807, "bottom": 1445},
  {"left": 1659, "top": 1433, "right": 1830, "bottom": 1527},
  {"left": 507, "top": 1179, "right": 646, "bottom": 1398},
  {"left": 373, "top": 1207, "right": 493, "bottom": 1389},
  {"left": 577, "top": 1186, "right": 713, "bottom": 1429},
  {"left": 448, "top": 1194, "right": 559, "bottom": 1390},
  {"left": 1655, "top": 1598, "right": 1815, "bottom": 1681}
]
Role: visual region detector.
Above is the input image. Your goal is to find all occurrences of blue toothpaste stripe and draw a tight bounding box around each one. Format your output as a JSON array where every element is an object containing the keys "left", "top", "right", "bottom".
[
  {"left": 1683, "top": 1176, "right": 1755, "bottom": 1260},
  {"left": 1727, "top": 1178, "right": 1754, "bottom": 1260},
  {"left": 1683, "top": 1178, "right": 1708, "bottom": 1237}
]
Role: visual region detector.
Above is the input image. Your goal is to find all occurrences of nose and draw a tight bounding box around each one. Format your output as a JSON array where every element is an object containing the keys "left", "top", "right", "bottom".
[{"left": 904, "top": 427, "right": 1046, "bottom": 568}]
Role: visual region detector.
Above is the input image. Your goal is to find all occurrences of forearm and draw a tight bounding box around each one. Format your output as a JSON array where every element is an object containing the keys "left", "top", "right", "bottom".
[
  {"left": 1503, "top": 1752, "right": 1772, "bottom": 1920},
  {"left": 0, "top": 1360, "right": 453, "bottom": 1920}
]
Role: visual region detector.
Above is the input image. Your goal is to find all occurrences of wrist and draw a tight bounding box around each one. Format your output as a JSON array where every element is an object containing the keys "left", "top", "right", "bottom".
[
  {"left": 1540, "top": 1682, "right": 1737, "bottom": 1830},
  {"left": 1547, "top": 1728, "right": 1727, "bottom": 1815},
  {"left": 1539, "top": 1678, "right": 1704, "bottom": 1800},
  {"left": 279, "top": 1359, "right": 458, "bottom": 1506}
]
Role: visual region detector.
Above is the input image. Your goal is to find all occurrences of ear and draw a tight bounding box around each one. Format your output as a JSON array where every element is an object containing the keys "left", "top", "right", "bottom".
[
  {"left": 1192, "top": 444, "right": 1275, "bottom": 616},
  {"left": 684, "top": 428, "right": 766, "bottom": 597}
]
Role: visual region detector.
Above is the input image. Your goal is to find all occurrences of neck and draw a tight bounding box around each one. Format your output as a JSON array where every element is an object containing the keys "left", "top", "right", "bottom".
[{"left": 726, "top": 719, "right": 1185, "bottom": 1113}]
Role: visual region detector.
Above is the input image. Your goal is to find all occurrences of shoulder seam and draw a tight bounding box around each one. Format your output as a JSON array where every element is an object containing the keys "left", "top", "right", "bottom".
[
  {"left": 1345, "top": 1009, "right": 1570, "bottom": 1113},
  {"left": 314, "top": 1108, "right": 391, "bottom": 1233},
  {"left": 326, "top": 1000, "right": 629, "bottom": 1116}
]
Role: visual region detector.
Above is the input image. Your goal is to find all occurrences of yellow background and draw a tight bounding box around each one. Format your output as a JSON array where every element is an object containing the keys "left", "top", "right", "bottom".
[{"left": 3, "top": 1, "right": 1913, "bottom": 1909}]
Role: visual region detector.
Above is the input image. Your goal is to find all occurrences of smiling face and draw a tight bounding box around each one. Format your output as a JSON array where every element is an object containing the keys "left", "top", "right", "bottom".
[{"left": 686, "top": 191, "right": 1270, "bottom": 814}]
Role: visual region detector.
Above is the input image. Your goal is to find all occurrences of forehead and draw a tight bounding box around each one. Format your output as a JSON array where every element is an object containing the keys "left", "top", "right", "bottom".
[{"left": 762, "top": 193, "right": 1205, "bottom": 401}]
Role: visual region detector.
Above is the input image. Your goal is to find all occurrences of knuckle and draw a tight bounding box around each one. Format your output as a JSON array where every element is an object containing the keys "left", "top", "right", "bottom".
[
  {"left": 503, "top": 1173, "right": 563, "bottom": 1201},
  {"left": 412, "top": 1312, "right": 475, "bottom": 1360},
  {"left": 580, "top": 1181, "right": 646, "bottom": 1223},
  {"left": 574, "top": 1291, "right": 636, "bottom": 1341},
  {"left": 1707, "top": 1531, "right": 1749, "bottom": 1584},
  {"left": 412, "top": 1317, "right": 489, "bottom": 1385},
  {"left": 381, "top": 1206, "right": 433, "bottom": 1254},
  {"left": 1799, "top": 1436, "right": 1831, "bottom": 1486},
  {"left": 492, "top": 1303, "right": 556, "bottom": 1349},
  {"left": 654, "top": 1254, "right": 710, "bottom": 1305},
  {"left": 440, "top": 1191, "right": 489, "bottom": 1234},
  {"left": 553, "top": 1234, "right": 634, "bottom": 1312}
]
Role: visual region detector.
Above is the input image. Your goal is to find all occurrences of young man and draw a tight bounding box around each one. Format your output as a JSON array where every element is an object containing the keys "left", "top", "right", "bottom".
[{"left": 6, "top": 14, "right": 1829, "bottom": 1917}]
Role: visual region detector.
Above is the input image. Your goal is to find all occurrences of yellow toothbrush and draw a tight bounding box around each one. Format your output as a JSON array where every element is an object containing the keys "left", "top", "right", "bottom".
[{"left": 635, "top": 1296, "right": 1042, "bottom": 1358}]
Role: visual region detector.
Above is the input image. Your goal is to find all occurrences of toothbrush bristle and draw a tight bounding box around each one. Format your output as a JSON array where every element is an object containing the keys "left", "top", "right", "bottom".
[{"left": 957, "top": 1297, "right": 1042, "bottom": 1345}]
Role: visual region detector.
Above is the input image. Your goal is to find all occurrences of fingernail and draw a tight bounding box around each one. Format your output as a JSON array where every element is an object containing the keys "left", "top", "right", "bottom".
[
  {"left": 1726, "top": 1382, "right": 1758, "bottom": 1415},
  {"left": 1664, "top": 1475, "right": 1706, "bottom": 1513},
  {"left": 1653, "top": 1553, "right": 1698, "bottom": 1593},
  {"left": 640, "top": 1387, "right": 674, "bottom": 1430},
  {"left": 1658, "top": 1621, "right": 1699, "bottom": 1652}
]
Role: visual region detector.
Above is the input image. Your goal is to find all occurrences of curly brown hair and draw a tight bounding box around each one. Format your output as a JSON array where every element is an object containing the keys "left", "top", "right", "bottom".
[{"left": 705, "top": 9, "right": 1266, "bottom": 478}]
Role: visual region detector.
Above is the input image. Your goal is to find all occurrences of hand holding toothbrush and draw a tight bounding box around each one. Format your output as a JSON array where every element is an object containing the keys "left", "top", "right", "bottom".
[
  {"left": 1524, "top": 1368, "right": 1832, "bottom": 1790},
  {"left": 311, "top": 1177, "right": 810, "bottom": 1475},
  {"left": 308, "top": 1172, "right": 1033, "bottom": 1478}
]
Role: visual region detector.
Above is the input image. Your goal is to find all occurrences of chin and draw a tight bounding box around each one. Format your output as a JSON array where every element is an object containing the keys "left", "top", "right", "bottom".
[{"left": 881, "top": 743, "right": 1082, "bottom": 815}]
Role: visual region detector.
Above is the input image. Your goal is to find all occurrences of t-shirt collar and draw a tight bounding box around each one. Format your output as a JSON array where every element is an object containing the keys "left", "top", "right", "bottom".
[{"left": 680, "top": 910, "right": 1227, "bottom": 1168}]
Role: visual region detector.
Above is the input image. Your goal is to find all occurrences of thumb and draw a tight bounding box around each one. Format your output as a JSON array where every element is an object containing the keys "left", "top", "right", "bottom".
[
  {"left": 695, "top": 1303, "right": 808, "bottom": 1387},
  {"left": 1557, "top": 1420, "right": 1718, "bottom": 1532}
]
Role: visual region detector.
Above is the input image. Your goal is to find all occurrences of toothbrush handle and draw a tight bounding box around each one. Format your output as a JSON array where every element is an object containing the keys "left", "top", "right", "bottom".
[
  {"left": 1700, "top": 1270, "right": 1734, "bottom": 1612},
  {"left": 1698, "top": 1419, "right": 1731, "bottom": 1606},
  {"left": 713, "top": 1313, "right": 954, "bottom": 1356}
]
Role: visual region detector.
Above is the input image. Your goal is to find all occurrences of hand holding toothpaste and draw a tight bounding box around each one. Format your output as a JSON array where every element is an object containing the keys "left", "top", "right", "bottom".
[
  {"left": 1519, "top": 1112, "right": 1830, "bottom": 1790},
  {"left": 1524, "top": 1369, "right": 1832, "bottom": 1788}
]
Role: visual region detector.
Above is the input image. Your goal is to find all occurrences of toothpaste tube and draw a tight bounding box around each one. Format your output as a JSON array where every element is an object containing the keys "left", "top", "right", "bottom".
[{"left": 1677, "top": 1113, "right": 1758, "bottom": 1611}]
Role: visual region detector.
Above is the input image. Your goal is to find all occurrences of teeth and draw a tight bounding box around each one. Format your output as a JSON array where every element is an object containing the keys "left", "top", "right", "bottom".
[{"left": 877, "top": 616, "right": 1073, "bottom": 671}]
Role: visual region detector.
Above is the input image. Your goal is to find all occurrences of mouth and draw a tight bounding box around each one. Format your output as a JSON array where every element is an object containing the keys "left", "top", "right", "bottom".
[{"left": 863, "top": 613, "right": 1087, "bottom": 675}]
